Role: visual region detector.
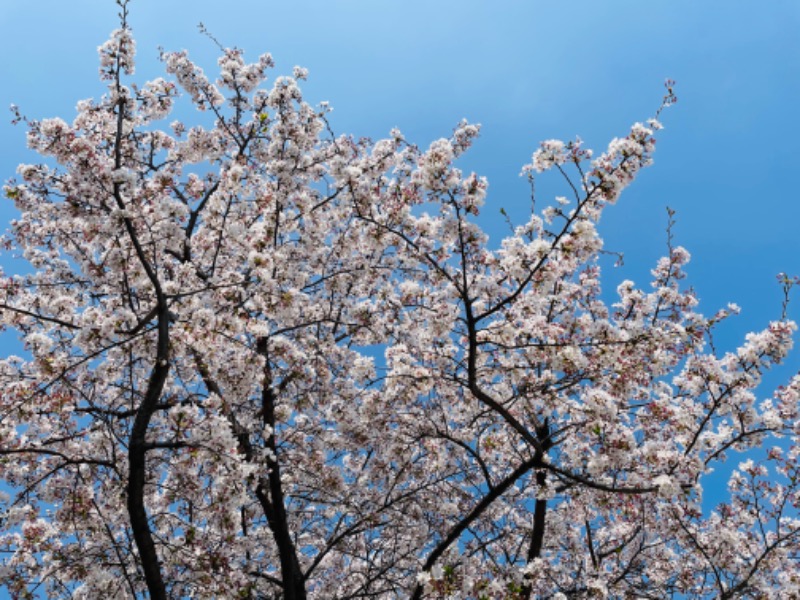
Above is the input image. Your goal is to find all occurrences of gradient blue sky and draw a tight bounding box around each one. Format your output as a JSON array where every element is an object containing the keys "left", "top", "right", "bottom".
[
  {"left": 0, "top": 0, "right": 799, "bottom": 571},
  {"left": 3, "top": 1, "right": 799, "bottom": 340}
]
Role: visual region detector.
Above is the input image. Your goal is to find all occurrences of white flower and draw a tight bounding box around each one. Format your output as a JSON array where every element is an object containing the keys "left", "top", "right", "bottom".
[
  {"left": 416, "top": 571, "right": 431, "bottom": 584},
  {"left": 293, "top": 66, "right": 309, "bottom": 80},
  {"left": 532, "top": 139, "right": 567, "bottom": 172},
  {"left": 653, "top": 474, "right": 680, "bottom": 497}
]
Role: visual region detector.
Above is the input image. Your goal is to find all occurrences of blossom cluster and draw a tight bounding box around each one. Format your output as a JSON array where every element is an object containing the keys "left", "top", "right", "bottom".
[{"left": 0, "top": 16, "right": 798, "bottom": 600}]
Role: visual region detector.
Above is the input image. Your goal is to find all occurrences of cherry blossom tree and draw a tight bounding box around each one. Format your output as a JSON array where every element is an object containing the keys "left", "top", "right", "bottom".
[{"left": 2, "top": 2, "right": 799, "bottom": 598}]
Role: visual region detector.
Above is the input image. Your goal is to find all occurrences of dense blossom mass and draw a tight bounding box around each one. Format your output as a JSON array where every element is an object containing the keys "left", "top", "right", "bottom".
[{"left": 1, "top": 3, "right": 799, "bottom": 598}]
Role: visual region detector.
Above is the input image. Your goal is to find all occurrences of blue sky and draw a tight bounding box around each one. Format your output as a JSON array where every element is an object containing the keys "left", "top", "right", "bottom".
[
  {"left": 0, "top": 0, "right": 799, "bottom": 572},
  {"left": 2, "top": 1, "right": 799, "bottom": 342}
]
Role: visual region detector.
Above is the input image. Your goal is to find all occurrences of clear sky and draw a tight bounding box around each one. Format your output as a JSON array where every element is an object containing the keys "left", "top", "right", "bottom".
[
  {"left": 0, "top": 0, "right": 799, "bottom": 557},
  {"left": 3, "top": 0, "right": 799, "bottom": 341}
]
